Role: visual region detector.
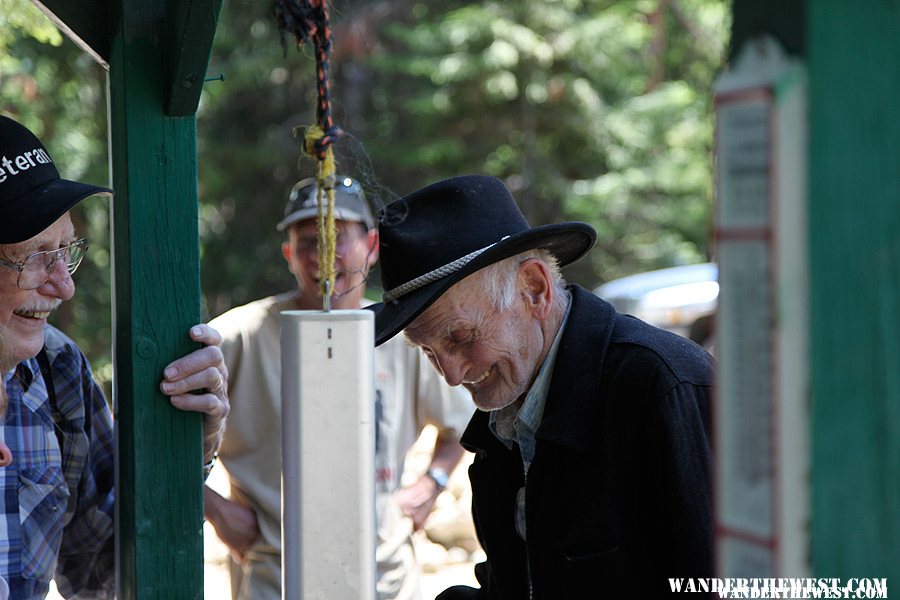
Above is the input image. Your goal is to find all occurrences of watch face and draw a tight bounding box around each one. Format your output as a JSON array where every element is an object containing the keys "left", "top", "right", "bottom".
[{"left": 428, "top": 468, "right": 449, "bottom": 488}]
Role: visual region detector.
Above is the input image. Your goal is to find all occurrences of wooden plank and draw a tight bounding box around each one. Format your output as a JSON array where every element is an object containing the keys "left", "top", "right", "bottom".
[
  {"left": 31, "top": 0, "right": 110, "bottom": 67},
  {"left": 107, "top": 1, "right": 206, "bottom": 597},
  {"left": 165, "top": 0, "right": 223, "bottom": 116},
  {"left": 808, "top": 0, "right": 900, "bottom": 580},
  {"left": 729, "top": 0, "right": 804, "bottom": 63}
]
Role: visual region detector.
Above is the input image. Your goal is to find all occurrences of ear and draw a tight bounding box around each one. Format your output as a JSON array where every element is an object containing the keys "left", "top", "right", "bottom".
[
  {"left": 281, "top": 241, "right": 294, "bottom": 271},
  {"left": 517, "top": 258, "right": 553, "bottom": 320},
  {"left": 365, "top": 228, "right": 380, "bottom": 266}
]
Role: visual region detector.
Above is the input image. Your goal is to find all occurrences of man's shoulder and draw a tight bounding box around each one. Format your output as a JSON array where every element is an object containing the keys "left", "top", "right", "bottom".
[
  {"left": 374, "top": 332, "right": 430, "bottom": 376},
  {"left": 210, "top": 292, "right": 294, "bottom": 335},
  {"left": 603, "top": 315, "right": 714, "bottom": 393},
  {"left": 375, "top": 330, "right": 412, "bottom": 354},
  {"left": 567, "top": 286, "right": 713, "bottom": 387}
]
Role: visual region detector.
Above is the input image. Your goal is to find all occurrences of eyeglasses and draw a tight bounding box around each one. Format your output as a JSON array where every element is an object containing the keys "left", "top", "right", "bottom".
[
  {"left": 0, "top": 238, "right": 88, "bottom": 290},
  {"left": 294, "top": 226, "right": 366, "bottom": 256}
]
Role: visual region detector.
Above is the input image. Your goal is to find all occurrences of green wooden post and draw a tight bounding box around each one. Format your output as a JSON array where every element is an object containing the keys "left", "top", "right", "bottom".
[
  {"left": 108, "top": 17, "right": 203, "bottom": 600},
  {"left": 106, "top": 1, "right": 221, "bottom": 597},
  {"left": 807, "top": 0, "right": 900, "bottom": 580}
]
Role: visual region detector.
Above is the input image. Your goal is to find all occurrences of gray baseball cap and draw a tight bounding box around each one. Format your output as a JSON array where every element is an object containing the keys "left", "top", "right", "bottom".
[{"left": 276, "top": 176, "right": 375, "bottom": 231}]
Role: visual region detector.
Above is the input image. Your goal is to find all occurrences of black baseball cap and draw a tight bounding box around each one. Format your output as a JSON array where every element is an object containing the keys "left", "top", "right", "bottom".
[
  {"left": 276, "top": 175, "right": 375, "bottom": 231},
  {"left": 0, "top": 115, "right": 112, "bottom": 244}
]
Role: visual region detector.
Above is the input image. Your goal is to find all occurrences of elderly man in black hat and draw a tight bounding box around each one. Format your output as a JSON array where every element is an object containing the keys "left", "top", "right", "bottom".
[
  {"left": 0, "top": 115, "right": 229, "bottom": 599},
  {"left": 371, "top": 175, "right": 714, "bottom": 598}
]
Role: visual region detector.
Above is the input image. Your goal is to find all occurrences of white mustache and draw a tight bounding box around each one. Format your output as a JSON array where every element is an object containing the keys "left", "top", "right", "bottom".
[{"left": 16, "top": 299, "right": 62, "bottom": 314}]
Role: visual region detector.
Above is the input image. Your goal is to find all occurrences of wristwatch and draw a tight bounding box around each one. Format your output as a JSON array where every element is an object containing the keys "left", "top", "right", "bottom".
[
  {"left": 426, "top": 467, "right": 450, "bottom": 490},
  {"left": 202, "top": 452, "right": 219, "bottom": 480}
]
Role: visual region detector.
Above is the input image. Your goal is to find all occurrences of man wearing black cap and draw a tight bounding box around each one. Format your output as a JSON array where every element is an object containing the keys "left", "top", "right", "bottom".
[
  {"left": 0, "top": 115, "right": 230, "bottom": 599},
  {"left": 370, "top": 175, "right": 715, "bottom": 598},
  {"left": 203, "top": 176, "right": 472, "bottom": 600}
]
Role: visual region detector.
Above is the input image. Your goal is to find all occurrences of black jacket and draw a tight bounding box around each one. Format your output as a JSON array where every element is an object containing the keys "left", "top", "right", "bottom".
[{"left": 440, "top": 286, "right": 714, "bottom": 599}]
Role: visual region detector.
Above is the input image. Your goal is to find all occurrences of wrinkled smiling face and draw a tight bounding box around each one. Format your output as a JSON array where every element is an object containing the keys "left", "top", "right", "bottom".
[
  {"left": 404, "top": 273, "right": 546, "bottom": 412},
  {"left": 0, "top": 213, "right": 76, "bottom": 367}
]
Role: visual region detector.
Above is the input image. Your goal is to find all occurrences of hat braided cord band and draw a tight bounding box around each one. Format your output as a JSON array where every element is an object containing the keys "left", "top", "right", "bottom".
[{"left": 382, "top": 238, "right": 508, "bottom": 303}]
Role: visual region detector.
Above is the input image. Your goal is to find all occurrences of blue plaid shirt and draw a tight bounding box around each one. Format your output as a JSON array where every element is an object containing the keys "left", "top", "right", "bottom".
[{"left": 1, "top": 325, "right": 115, "bottom": 599}]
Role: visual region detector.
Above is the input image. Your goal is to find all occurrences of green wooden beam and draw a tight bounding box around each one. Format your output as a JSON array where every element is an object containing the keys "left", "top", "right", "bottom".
[
  {"left": 165, "top": 0, "right": 223, "bottom": 116},
  {"left": 107, "top": 1, "right": 208, "bottom": 597},
  {"left": 808, "top": 0, "right": 900, "bottom": 580},
  {"left": 729, "top": 0, "right": 805, "bottom": 62},
  {"left": 31, "top": 0, "right": 110, "bottom": 67}
]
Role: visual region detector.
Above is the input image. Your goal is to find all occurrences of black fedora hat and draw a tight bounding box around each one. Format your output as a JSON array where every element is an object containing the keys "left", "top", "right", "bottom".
[
  {"left": 370, "top": 175, "right": 596, "bottom": 346},
  {"left": 0, "top": 116, "right": 111, "bottom": 244}
]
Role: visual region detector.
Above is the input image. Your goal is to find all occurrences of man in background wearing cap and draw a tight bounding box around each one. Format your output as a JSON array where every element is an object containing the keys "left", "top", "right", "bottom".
[
  {"left": 203, "top": 176, "right": 472, "bottom": 600},
  {"left": 0, "top": 115, "right": 229, "bottom": 599},
  {"left": 370, "top": 175, "right": 715, "bottom": 598}
]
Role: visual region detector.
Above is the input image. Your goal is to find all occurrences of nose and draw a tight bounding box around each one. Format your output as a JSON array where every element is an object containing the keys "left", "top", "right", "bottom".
[
  {"left": 38, "top": 258, "right": 76, "bottom": 301},
  {"left": 431, "top": 350, "right": 467, "bottom": 387}
]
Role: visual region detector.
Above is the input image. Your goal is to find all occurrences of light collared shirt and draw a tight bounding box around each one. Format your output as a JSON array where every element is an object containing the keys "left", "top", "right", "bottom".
[
  {"left": 489, "top": 297, "right": 572, "bottom": 472},
  {"left": 1, "top": 326, "right": 115, "bottom": 600}
]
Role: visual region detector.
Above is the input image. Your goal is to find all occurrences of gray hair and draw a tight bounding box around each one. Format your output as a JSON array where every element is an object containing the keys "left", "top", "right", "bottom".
[{"left": 469, "top": 249, "right": 568, "bottom": 312}]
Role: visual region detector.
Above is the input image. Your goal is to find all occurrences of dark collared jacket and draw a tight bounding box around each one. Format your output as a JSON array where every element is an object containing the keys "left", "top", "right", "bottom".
[{"left": 440, "top": 286, "right": 714, "bottom": 599}]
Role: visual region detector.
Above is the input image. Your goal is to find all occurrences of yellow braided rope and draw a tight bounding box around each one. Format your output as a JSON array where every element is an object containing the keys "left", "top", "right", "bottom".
[{"left": 303, "top": 124, "right": 337, "bottom": 306}]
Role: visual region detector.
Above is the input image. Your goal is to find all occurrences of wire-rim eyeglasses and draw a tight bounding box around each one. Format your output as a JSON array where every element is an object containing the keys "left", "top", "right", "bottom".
[{"left": 0, "top": 238, "right": 89, "bottom": 290}]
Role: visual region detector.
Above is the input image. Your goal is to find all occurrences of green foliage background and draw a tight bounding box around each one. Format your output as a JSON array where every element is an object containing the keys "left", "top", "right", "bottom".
[{"left": 1, "top": 0, "right": 729, "bottom": 388}]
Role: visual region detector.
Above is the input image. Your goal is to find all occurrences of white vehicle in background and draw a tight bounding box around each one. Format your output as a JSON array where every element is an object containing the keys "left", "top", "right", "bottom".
[{"left": 593, "top": 262, "right": 718, "bottom": 349}]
